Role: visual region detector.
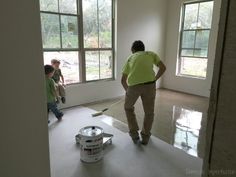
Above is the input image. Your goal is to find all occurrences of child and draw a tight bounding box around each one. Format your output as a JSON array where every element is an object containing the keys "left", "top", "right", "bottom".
[
  {"left": 51, "top": 59, "right": 66, "bottom": 104},
  {"left": 44, "top": 65, "right": 64, "bottom": 122}
]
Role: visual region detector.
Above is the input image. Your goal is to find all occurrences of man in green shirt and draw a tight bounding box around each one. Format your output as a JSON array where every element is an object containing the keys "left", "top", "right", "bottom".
[{"left": 121, "top": 40, "right": 166, "bottom": 145}]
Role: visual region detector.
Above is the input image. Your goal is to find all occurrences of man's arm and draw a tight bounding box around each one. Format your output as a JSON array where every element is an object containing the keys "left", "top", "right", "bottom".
[
  {"left": 121, "top": 74, "right": 128, "bottom": 91},
  {"left": 155, "top": 61, "right": 166, "bottom": 81}
]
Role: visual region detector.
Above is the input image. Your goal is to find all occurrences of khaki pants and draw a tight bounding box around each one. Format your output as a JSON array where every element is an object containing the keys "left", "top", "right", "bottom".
[
  {"left": 55, "top": 83, "right": 65, "bottom": 98},
  {"left": 124, "top": 82, "right": 156, "bottom": 140}
]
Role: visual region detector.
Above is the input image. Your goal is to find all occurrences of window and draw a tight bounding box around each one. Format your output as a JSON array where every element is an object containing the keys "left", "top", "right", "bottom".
[
  {"left": 178, "top": 1, "right": 214, "bottom": 78},
  {"left": 40, "top": 0, "right": 114, "bottom": 84}
]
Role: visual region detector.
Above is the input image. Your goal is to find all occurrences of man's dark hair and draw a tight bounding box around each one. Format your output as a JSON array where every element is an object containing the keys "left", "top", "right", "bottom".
[
  {"left": 131, "top": 40, "right": 145, "bottom": 53},
  {"left": 44, "top": 65, "right": 54, "bottom": 75}
]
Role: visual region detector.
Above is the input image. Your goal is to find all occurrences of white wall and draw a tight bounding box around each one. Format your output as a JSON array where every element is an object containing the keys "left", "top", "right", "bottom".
[
  {"left": 162, "top": 0, "right": 221, "bottom": 97},
  {"left": 0, "top": 1, "right": 51, "bottom": 177},
  {"left": 62, "top": 0, "right": 168, "bottom": 108}
]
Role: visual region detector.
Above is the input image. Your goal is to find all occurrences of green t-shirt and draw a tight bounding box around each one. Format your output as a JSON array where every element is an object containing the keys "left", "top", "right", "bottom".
[
  {"left": 52, "top": 69, "right": 62, "bottom": 83},
  {"left": 45, "top": 77, "right": 56, "bottom": 103},
  {"left": 122, "top": 51, "right": 161, "bottom": 86}
]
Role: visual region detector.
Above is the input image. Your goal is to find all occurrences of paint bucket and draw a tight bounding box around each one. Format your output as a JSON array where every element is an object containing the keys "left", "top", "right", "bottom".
[{"left": 79, "top": 126, "right": 104, "bottom": 163}]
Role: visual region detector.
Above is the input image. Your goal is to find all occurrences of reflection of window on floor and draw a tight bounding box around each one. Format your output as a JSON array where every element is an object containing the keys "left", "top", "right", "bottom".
[
  {"left": 177, "top": 1, "right": 214, "bottom": 78},
  {"left": 40, "top": 0, "right": 114, "bottom": 84},
  {"left": 172, "top": 106, "right": 202, "bottom": 157}
]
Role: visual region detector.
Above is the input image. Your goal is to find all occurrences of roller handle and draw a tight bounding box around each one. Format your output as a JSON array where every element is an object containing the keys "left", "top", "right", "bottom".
[{"left": 101, "top": 108, "right": 109, "bottom": 112}]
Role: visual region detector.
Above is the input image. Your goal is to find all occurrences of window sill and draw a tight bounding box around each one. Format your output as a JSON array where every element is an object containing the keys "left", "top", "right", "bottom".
[
  {"left": 65, "top": 78, "right": 116, "bottom": 87},
  {"left": 176, "top": 74, "right": 206, "bottom": 80}
]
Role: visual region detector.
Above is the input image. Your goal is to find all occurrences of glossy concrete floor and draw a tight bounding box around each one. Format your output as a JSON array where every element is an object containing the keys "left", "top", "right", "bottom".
[
  {"left": 48, "top": 107, "right": 203, "bottom": 177},
  {"left": 85, "top": 89, "right": 209, "bottom": 158}
]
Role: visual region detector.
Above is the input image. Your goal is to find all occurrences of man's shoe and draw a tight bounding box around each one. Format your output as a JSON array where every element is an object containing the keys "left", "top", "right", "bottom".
[
  {"left": 140, "top": 132, "right": 150, "bottom": 145},
  {"left": 132, "top": 136, "right": 140, "bottom": 144},
  {"left": 141, "top": 139, "right": 149, "bottom": 145}
]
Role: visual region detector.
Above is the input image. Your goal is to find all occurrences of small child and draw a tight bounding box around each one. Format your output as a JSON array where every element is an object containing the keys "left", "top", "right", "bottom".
[
  {"left": 51, "top": 59, "right": 66, "bottom": 104},
  {"left": 44, "top": 65, "right": 64, "bottom": 122}
]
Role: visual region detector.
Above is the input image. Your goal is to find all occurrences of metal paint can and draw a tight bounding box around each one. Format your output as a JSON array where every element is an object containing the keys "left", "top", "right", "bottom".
[{"left": 79, "top": 126, "right": 103, "bottom": 163}]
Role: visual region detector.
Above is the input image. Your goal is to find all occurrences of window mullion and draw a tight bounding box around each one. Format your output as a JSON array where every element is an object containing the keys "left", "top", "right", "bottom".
[
  {"left": 59, "top": 15, "right": 63, "bottom": 49},
  {"left": 193, "top": 3, "right": 201, "bottom": 57},
  {"left": 97, "top": 0, "right": 101, "bottom": 79},
  {"left": 179, "top": 4, "right": 186, "bottom": 74},
  {"left": 112, "top": 0, "right": 115, "bottom": 79},
  {"left": 57, "top": 0, "right": 60, "bottom": 13},
  {"left": 57, "top": 0, "right": 62, "bottom": 49},
  {"left": 78, "top": 0, "right": 86, "bottom": 82}
]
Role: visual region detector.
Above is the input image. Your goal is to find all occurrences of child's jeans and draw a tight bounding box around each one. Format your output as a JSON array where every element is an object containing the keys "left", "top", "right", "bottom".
[{"left": 47, "top": 102, "right": 63, "bottom": 119}]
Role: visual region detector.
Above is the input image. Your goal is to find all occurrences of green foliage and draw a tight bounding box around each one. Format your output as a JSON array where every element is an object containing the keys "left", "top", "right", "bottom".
[{"left": 83, "top": 0, "right": 112, "bottom": 48}]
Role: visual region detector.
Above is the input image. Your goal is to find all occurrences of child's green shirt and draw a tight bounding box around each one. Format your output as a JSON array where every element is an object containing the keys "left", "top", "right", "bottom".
[{"left": 45, "top": 77, "right": 56, "bottom": 103}]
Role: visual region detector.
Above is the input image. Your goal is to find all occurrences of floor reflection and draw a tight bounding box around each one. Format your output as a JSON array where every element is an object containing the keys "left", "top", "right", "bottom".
[
  {"left": 100, "top": 116, "right": 129, "bottom": 133},
  {"left": 172, "top": 106, "right": 203, "bottom": 157},
  {"left": 86, "top": 89, "right": 209, "bottom": 159}
]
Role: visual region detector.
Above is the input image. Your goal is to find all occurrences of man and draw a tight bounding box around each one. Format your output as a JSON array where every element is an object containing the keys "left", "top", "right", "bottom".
[{"left": 121, "top": 40, "right": 166, "bottom": 145}]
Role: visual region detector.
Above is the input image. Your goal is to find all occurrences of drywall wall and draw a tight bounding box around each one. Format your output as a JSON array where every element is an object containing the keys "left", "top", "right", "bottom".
[
  {"left": 0, "top": 1, "right": 51, "bottom": 177},
  {"left": 60, "top": 0, "right": 168, "bottom": 108},
  {"left": 203, "top": 0, "right": 236, "bottom": 176},
  {"left": 162, "top": 0, "right": 221, "bottom": 97}
]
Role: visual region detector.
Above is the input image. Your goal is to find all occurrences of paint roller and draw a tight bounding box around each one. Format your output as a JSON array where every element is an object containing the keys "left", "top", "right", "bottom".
[{"left": 92, "top": 98, "right": 124, "bottom": 117}]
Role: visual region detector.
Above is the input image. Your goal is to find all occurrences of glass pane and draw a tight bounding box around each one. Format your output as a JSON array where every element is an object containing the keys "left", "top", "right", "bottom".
[
  {"left": 40, "top": 0, "right": 58, "bottom": 12},
  {"left": 43, "top": 51, "right": 80, "bottom": 84},
  {"left": 198, "top": 1, "right": 214, "bottom": 29},
  {"left": 99, "top": 0, "right": 112, "bottom": 48},
  {"left": 195, "top": 30, "right": 210, "bottom": 57},
  {"left": 182, "top": 31, "right": 195, "bottom": 48},
  {"left": 83, "top": 0, "right": 99, "bottom": 48},
  {"left": 180, "top": 57, "right": 207, "bottom": 78},
  {"left": 59, "top": 0, "right": 77, "bottom": 14},
  {"left": 40, "top": 13, "right": 60, "bottom": 48},
  {"left": 184, "top": 3, "right": 199, "bottom": 29},
  {"left": 61, "top": 15, "right": 78, "bottom": 48},
  {"left": 194, "top": 49, "right": 208, "bottom": 57},
  {"left": 86, "top": 51, "right": 99, "bottom": 81},
  {"left": 100, "top": 51, "right": 112, "bottom": 79},
  {"left": 181, "top": 49, "right": 194, "bottom": 57}
]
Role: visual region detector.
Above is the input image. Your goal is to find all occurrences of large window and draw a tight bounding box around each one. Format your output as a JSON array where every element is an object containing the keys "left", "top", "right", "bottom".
[
  {"left": 178, "top": 1, "right": 213, "bottom": 78},
  {"left": 40, "top": 0, "right": 114, "bottom": 84}
]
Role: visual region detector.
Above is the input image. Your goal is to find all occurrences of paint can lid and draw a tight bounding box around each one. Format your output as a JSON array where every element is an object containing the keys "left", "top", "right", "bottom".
[{"left": 79, "top": 126, "right": 103, "bottom": 137}]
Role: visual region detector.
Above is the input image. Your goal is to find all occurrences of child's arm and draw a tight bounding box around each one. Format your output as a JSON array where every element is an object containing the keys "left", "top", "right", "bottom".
[
  {"left": 61, "top": 75, "right": 65, "bottom": 84},
  {"left": 51, "top": 79, "right": 59, "bottom": 99},
  {"left": 59, "top": 69, "right": 65, "bottom": 84},
  {"left": 53, "top": 88, "right": 58, "bottom": 98}
]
